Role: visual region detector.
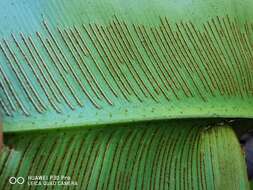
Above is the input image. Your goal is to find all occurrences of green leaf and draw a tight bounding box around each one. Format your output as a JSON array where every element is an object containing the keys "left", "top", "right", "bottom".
[
  {"left": 0, "top": 1, "right": 252, "bottom": 189},
  {"left": 0, "top": 0, "right": 252, "bottom": 132},
  {"left": 0, "top": 120, "right": 249, "bottom": 189}
]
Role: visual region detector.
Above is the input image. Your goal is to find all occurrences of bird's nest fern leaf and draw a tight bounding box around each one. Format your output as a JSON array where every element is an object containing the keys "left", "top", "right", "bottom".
[
  {"left": 0, "top": 0, "right": 252, "bottom": 132},
  {"left": 0, "top": 120, "right": 250, "bottom": 190}
]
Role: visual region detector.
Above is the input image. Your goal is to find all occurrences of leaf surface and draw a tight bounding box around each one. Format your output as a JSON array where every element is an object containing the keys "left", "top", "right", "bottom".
[
  {"left": 0, "top": 120, "right": 250, "bottom": 189},
  {"left": 0, "top": 0, "right": 252, "bottom": 132}
]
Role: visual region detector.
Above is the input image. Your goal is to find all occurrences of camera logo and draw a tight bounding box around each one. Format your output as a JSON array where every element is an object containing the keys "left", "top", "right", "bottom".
[{"left": 9, "top": 177, "right": 25, "bottom": 185}]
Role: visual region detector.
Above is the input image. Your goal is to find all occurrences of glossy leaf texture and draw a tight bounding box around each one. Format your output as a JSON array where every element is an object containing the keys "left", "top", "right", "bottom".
[
  {"left": 0, "top": 0, "right": 252, "bottom": 132},
  {"left": 0, "top": 120, "right": 250, "bottom": 190}
]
